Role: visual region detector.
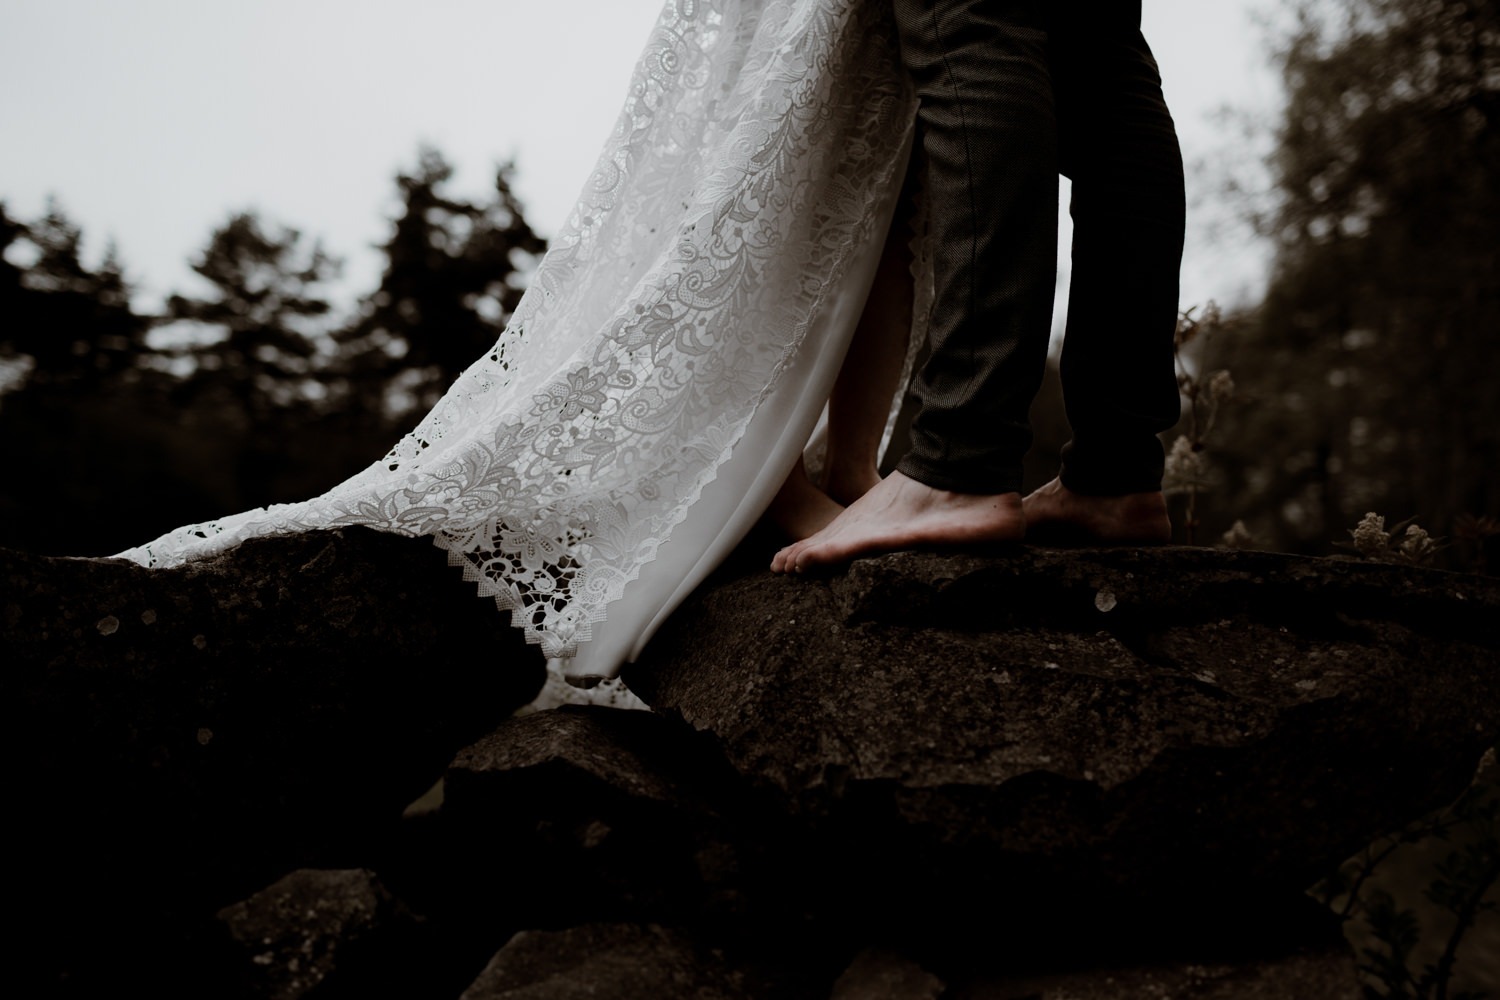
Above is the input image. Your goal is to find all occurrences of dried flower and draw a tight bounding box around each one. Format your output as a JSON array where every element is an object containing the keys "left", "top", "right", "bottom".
[
  {"left": 1170, "top": 303, "right": 1244, "bottom": 544},
  {"left": 1398, "top": 524, "right": 1438, "bottom": 565},
  {"left": 1340, "top": 513, "right": 1445, "bottom": 565},
  {"left": 1174, "top": 314, "right": 1194, "bottom": 348},
  {"left": 1162, "top": 435, "right": 1209, "bottom": 495},
  {"left": 1386, "top": 524, "right": 1446, "bottom": 563},
  {"left": 1208, "top": 370, "right": 1236, "bottom": 403},
  {"left": 1349, "top": 512, "right": 1390, "bottom": 558},
  {"left": 1220, "top": 519, "right": 1255, "bottom": 550}
]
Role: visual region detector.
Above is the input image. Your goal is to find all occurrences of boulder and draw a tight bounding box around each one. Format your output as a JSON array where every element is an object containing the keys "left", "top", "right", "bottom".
[
  {"left": 215, "top": 868, "right": 424, "bottom": 999},
  {"left": 439, "top": 706, "right": 771, "bottom": 928},
  {"left": 625, "top": 546, "right": 1500, "bottom": 947},
  {"left": 952, "top": 945, "right": 1363, "bottom": 999},
  {"left": 829, "top": 949, "right": 945, "bottom": 1000},
  {"left": 9, "top": 527, "right": 1494, "bottom": 995},
  {"left": 0, "top": 527, "right": 545, "bottom": 991},
  {"left": 459, "top": 923, "right": 807, "bottom": 1000}
]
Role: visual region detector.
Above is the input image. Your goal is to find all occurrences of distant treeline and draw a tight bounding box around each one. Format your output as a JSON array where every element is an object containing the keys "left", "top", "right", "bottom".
[{"left": 0, "top": 148, "right": 544, "bottom": 555}]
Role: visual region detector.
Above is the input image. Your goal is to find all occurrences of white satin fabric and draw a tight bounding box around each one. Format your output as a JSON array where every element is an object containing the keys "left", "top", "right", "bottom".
[{"left": 115, "top": 0, "right": 919, "bottom": 680}]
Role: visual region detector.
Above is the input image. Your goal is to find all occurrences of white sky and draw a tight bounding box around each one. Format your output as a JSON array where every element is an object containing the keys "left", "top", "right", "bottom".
[{"left": 0, "top": 0, "right": 1285, "bottom": 316}]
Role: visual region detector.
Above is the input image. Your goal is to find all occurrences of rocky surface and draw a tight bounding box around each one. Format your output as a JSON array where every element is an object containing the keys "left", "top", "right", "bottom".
[
  {"left": 950, "top": 945, "right": 1364, "bottom": 1000},
  {"left": 1, "top": 527, "right": 545, "bottom": 994},
  {"left": 440, "top": 707, "right": 771, "bottom": 928},
  {"left": 459, "top": 924, "right": 798, "bottom": 999},
  {"left": 8, "top": 532, "right": 1496, "bottom": 997},
  {"left": 216, "top": 868, "right": 425, "bottom": 1000},
  {"left": 829, "top": 950, "right": 946, "bottom": 999},
  {"left": 626, "top": 546, "right": 1500, "bottom": 946}
]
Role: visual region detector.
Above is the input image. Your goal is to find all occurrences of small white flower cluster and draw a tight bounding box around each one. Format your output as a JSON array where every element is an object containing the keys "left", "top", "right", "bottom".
[
  {"left": 1399, "top": 524, "right": 1438, "bottom": 563},
  {"left": 1167, "top": 303, "right": 1244, "bottom": 543},
  {"left": 1350, "top": 512, "right": 1391, "bottom": 557},
  {"left": 1220, "top": 519, "right": 1255, "bottom": 550},
  {"left": 1208, "top": 370, "right": 1235, "bottom": 404},
  {"left": 1345, "top": 512, "right": 1442, "bottom": 565},
  {"left": 1162, "top": 435, "right": 1209, "bottom": 495}
]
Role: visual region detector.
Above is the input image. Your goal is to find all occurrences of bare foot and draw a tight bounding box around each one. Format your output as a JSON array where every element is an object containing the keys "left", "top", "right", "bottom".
[
  {"left": 771, "top": 471, "right": 1025, "bottom": 573},
  {"left": 766, "top": 455, "right": 846, "bottom": 540},
  {"left": 1021, "top": 477, "right": 1171, "bottom": 545}
]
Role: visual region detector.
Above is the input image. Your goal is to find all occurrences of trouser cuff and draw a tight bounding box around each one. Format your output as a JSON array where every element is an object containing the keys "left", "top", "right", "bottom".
[
  {"left": 895, "top": 452, "right": 1024, "bottom": 496},
  {"left": 1057, "top": 438, "right": 1166, "bottom": 496}
]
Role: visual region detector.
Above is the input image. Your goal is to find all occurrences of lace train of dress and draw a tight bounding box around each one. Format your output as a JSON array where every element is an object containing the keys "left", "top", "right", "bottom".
[{"left": 113, "top": 0, "right": 920, "bottom": 681}]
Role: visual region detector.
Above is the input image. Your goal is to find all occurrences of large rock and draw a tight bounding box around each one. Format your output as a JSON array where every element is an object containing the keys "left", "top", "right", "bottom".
[
  {"left": 625, "top": 546, "right": 1500, "bottom": 946},
  {"left": 824, "top": 943, "right": 1362, "bottom": 1000},
  {"left": 952, "top": 945, "right": 1363, "bottom": 999},
  {"left": 0, "top": 527, "right": 545, "bottom": 993},
  {"left": 460, "top": 923, "right": 810, "bottom": 1000},
  {"left": 829, "top": 950, "right": 945, "bottom": 1000},
  {"left": 439, "top": 707, "right": 770, "bottom": 928},
  {"left": 216, "top": 868, "right": 424, "bottom": 1000}
]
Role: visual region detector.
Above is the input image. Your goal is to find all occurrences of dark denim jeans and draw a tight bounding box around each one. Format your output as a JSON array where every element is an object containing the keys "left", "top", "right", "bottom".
[{"left": 890, "top": 0, "right": 1185, "bottom": 496}]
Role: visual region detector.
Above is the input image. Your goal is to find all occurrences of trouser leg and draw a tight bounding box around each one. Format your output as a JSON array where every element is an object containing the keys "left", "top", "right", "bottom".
[
  {"left": 1054, "top": 24, "right": 1186, "bottom": 495},
  {"left": 891, "top": 0, "right": 1057, "bottom": 495}
]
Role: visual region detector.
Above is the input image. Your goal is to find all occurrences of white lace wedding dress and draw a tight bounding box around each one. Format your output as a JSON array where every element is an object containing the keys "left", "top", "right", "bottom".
[{"left": 115, "top": 0, "right": 922, "bottom": 683}]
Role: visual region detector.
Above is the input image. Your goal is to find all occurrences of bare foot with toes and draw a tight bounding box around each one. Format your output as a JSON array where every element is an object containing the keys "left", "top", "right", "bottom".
[
  {"left": 1021, "top": 477, "right": 1171, "bottom": 545},
  {"left": 771, "top": 470, "right": 1025, "bottom": 573}
]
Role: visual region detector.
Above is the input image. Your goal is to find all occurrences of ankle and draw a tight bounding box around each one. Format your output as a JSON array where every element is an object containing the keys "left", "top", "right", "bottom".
[
  {"left": 823, "top": 460, "right": 881, "bottom": 506},
  {"left": 1024, "top": 477, "right": 1171, "bottom": 544}
]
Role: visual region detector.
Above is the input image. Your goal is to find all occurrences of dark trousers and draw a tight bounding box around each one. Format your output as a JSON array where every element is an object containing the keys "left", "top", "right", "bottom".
[{"left": 890, "top": 0, "right": 1185, "bottom": 496}]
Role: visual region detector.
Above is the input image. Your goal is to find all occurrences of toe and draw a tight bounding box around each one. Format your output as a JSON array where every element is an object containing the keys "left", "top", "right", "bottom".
[
  {"left": 771, "top": 542, "right": 800, "bottom": 574},
  {"left": 791, "top": 542, "right": 826, "bottom": 573}
]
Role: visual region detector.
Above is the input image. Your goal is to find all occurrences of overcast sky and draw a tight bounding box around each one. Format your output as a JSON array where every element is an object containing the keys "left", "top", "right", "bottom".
[{"left": 0, "top": 0, "right": 1286, "bottom": 316}]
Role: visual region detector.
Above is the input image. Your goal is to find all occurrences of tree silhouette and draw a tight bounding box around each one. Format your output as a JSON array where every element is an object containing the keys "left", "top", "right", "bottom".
[
  {"left": 0, "top": 199, "right": 145, "bottom": 386},
  {"left": 336, "top": 147, "right": 545, "bottom": 421},
  {"left": 163, "top": 211, "right": 342, "bottom": 420}
]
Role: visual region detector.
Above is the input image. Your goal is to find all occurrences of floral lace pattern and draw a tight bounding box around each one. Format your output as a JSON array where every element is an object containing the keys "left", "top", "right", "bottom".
[{"left": 115, "top": 0, "right": 915, "bottom": 663}]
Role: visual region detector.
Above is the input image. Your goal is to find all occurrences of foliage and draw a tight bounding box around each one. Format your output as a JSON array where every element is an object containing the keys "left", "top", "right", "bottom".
[
  {"left": 1312, "top": 748, "right": 1500, "bottom": 999},
  {"left": 0, "top": 199, "right": 147, "bottom": 385},
  {"left": 1163, "top": 303, "right": 1243, "bottom": 544},
  {"left": 1451, "top": 514, "right": 1500, "bottom": 574},
  {"left": 335, "top": 147, "right": 546, "bottom": 421},
  {"left": 1201, "top": 0, "right": 1500, "bottom": 563},
  {"left": 161, "top": 212, "right": 341, "bottom": 420}
]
